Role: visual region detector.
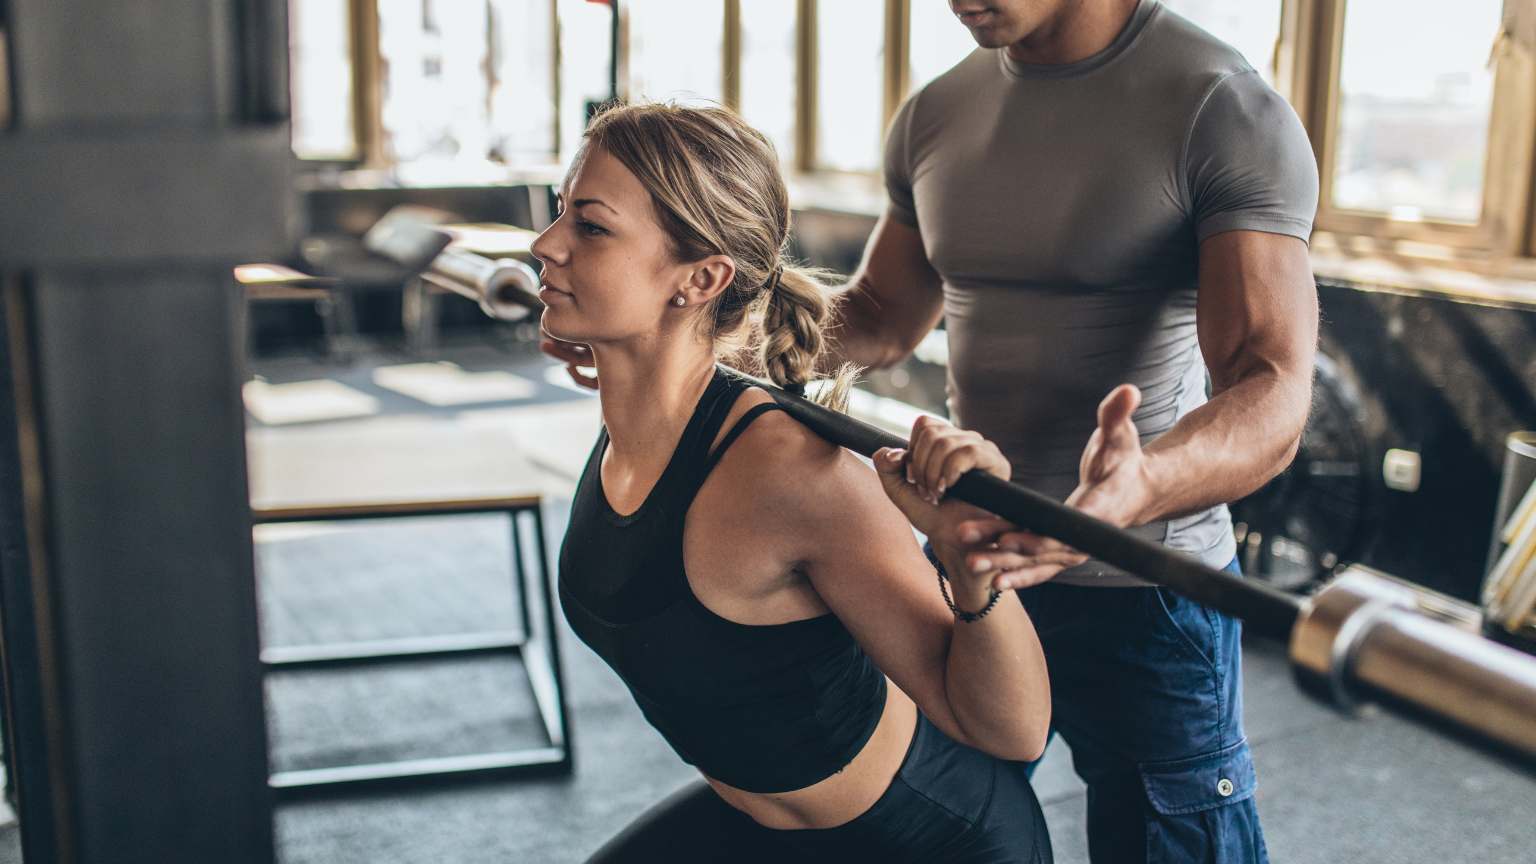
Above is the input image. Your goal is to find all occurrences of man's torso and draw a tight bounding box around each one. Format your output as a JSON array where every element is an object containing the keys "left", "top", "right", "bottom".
[{"left": 890, "top": 1, "right": 1313, "bottom": 583}]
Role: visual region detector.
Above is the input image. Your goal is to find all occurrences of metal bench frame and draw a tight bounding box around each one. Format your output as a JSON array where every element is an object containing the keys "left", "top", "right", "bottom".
[{"left": 251, "top": 496, "right": 572, "bottom": 794}]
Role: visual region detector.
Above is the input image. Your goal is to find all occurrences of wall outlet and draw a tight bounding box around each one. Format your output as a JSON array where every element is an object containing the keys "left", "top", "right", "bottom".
[{"left": 1383, "top": 448, "right": 1422, "bottom": 492}]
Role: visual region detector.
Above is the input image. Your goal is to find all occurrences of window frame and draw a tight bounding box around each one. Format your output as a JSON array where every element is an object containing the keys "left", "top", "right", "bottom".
[
  {"left": 1, "top": 22, "right": 14, "bottom": 131},
  {"left": 1296, "top": 0, "right": 1536, "bottom": 259},
  {"left": 349, "top": 0, "right": 383, "bottom": 166},
  {"left": 286, "top": 0, "right": 370, "bottom": 164},
  {"left": 723, "top": 0, "right": 742, "bottom": 108},
  {"left": 619, "top": 0, "right": 727, "bottom": 109},
  {"left": 785, "top": 0, "right": 904, "bottom": 176},
  {"left": 294, "top": 0, "right": 567, "bottom": 167},
  {"left": 304, "top": 0, "right": 1536, "bottom": 282}
]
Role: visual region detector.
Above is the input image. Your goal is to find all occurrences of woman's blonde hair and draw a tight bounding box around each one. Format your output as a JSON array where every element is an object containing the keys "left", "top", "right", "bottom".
[{"left": 577, "top": 101, "right": 857, "bottom": 409}]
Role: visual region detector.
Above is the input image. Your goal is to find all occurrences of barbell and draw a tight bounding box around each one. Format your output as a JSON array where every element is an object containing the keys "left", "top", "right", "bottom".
[
  {"left": 428, "top": 246, "right": 1536, "bottom": 767},
  {"left": 421, "top": 248, "right": 542, "bottom": 323},
  {"left": 717, "top": 367, "right": 1536, "bottom": 768}
]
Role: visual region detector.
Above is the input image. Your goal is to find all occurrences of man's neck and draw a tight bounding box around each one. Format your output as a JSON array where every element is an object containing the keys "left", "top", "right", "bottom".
[{"left": 1006, "top": 0, "right": 1141, "bottom": 66}]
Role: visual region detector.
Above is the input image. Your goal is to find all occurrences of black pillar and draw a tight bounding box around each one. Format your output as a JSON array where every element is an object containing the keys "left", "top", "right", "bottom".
[{"left": 0, "top": 2, "right": 291, "bottom": 862}]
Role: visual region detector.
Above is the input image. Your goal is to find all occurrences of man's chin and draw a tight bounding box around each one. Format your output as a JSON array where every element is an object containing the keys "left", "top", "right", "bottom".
[{"left": 965, "top": 27, "right": 1016, "bottom": 49}]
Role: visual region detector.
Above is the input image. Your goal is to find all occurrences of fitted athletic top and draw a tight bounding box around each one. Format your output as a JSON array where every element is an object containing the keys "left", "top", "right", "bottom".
[
  {"left": 885, "top": 0, "right": 1318, "bottom": 585},
  {"left": 558, "top": 367, "right": 888, "bottom": 793}
]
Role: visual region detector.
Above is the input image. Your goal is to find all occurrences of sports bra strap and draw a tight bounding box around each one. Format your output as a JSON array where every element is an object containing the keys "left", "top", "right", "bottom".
[{"left": 703, "top": 402, "right": 785, "bottom": 474}]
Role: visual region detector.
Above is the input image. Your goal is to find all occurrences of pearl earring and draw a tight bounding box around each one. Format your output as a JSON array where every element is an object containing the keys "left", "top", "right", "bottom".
[{"left": 673, "top": 295, "right": 687, "bottom": 307}]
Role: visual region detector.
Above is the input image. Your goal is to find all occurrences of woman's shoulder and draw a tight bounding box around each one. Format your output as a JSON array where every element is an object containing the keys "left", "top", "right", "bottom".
[{"left": 706, "top": 387, "right": 873, "bottom": 513}]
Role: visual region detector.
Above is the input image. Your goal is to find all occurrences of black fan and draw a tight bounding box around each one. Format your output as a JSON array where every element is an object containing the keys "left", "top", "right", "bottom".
[{"left": 1229, "top": 350, "right": 1374, "bottom": 591}]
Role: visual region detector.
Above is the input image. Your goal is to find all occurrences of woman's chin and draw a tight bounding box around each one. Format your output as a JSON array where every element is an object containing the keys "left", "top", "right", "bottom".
[
  {"left": 540, "top": 309, "right": 631, "bottom": 348},
  {"left": 539, "top": 309, "right": 581, "bottom": 344}
]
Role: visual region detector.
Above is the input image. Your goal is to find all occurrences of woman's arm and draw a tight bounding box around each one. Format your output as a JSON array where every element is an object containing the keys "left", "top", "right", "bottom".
[{"left": 752, "top": 419, "right": 1051, "bottom": 761}]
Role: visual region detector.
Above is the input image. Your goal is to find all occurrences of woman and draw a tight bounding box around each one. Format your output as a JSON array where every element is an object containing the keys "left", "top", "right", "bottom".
[{"left": 534, "top": 103, "right": 1053, "bottom": 863}]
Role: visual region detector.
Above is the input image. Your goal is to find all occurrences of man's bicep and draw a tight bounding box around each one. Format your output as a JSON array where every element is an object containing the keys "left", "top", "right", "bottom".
[{"left": 1196, "top": 230, "right": 1318, "bottom": 392}]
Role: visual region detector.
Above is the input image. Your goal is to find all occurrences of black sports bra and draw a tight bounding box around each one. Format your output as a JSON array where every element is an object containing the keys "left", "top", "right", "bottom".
[{"left": 557, "top": 366, "right": 887, "bottom": 793}]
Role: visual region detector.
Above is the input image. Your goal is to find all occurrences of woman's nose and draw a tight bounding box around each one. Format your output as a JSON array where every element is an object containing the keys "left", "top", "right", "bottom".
[{"left": 529, "top": 223, "right": 565, "bottom": 268}]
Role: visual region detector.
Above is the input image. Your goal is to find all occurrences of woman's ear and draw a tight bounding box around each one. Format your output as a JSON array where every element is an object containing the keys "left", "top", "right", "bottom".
[{"left": 680, "top": 255, "right": 736, "bottom": 305}]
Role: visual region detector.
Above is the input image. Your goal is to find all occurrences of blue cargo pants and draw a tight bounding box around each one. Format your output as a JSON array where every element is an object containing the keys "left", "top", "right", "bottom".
[{"left": 1016, "top": 558, "right": 1268, "bottom": 863}]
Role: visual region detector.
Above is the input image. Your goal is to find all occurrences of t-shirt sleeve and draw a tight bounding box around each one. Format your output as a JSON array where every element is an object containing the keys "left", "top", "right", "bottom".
[
  {"left": 883, "top": 95, "right": 920, "bottom": 227},
  {"left": 1185, "top": 69, "right": 1318, "bottom": 244}
]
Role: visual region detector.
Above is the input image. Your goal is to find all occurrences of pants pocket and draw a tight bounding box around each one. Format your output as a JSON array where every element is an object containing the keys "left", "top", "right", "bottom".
[
  {"left": 1138, "top": 740, "right": 1268, "bottom": 864},
  {"left": 1150, "top": 587, "right": 1220, "bottom": 673}
]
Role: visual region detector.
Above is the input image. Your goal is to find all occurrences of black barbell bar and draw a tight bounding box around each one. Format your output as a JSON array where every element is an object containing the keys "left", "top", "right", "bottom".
[
  {"left": 720, "top": 367, "right": 1303, "bottom": 640},
  {"left": 436, "top": 252, "right": 1536, "bottom": 765},
  {"left": 718, "top": 366, "right": 1536, "bottom": 766}
]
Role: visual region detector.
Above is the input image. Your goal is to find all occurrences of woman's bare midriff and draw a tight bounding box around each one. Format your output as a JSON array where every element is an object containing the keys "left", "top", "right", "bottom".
[{"left": 704, "top": 680, "right": 918, "bottom": 831}]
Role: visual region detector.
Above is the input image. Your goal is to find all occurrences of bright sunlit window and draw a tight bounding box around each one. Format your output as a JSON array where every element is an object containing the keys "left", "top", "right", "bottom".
[
  {"left": 289, "top": 0, "right": 357, "bottom": 160},
  {"left": 626, "top": 0, "right": 724, "bottom": 105},
  {"left": 738, "top": 0, "right": 798, "bottom": 166},
  {"left": 1330, "top": 0, "right": 1502, "bottom": 224},
  {"left": 558, "top": 0, "right": 617, "bottom": 160},
  {"left": 909, "top": 1, "right": 977, "bottom": 92},
  {"left": 377, "top": 0, "right": 494, "bottom": 165},
  {"left": 489, "top": 0, "right": 558, "bottom": 163},
  {"left": 286, "top": 0, "right": 1536, "bottom": 269},
  {"left": 815, "top": 0, "right": 885, "bottom": 173}
]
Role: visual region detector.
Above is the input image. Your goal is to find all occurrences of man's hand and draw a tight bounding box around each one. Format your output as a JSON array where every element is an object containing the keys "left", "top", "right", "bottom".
[
  {"left": 1067, "top": 383, "right": 1156, "bottom": 529},
  {"left": 540, "top": 337, "right": 598, "bottom": 390},
  {"left": 987, "top": 383, "right": 1157, "bottom": 583}
]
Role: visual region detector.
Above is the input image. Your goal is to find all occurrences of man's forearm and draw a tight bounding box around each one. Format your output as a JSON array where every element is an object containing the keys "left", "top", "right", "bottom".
[
  {"left": 1137, "top": 369, "right": 1311, "bottom": 525},
  {"left": 718, "top": 280, "right": 909, "bottom": 376},
  {"left": 825, "top": 277, "right": 915, "bottom": 371}
]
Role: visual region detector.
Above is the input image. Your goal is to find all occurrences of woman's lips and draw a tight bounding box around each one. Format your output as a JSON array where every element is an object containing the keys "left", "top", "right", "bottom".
[{"left": 538, "top": 283, "right": 572, "bottom": 301}]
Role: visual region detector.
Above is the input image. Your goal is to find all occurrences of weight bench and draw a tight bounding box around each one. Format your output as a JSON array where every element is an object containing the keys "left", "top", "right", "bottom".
[{"left": 251, "top": 495, "right": 572, "bottom": 793}]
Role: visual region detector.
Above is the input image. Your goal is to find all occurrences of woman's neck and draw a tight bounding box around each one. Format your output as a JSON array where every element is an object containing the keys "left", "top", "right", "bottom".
[{"left": 591, "top": 335, "right": 719, "bottom": 462}]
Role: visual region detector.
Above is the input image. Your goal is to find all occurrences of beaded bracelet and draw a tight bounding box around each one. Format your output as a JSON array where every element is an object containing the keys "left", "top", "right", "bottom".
[
  {"left": 924, "top": 542, "right": 1003, "bottom": 623},
  {"left": 937, "top": 570, "right": 1003, "bottom": 622}
]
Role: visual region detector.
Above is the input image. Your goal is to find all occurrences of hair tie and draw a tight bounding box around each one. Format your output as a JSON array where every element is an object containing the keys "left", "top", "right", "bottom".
[{"left": 766, "top": 264, "right": 785, "bottom": 293}]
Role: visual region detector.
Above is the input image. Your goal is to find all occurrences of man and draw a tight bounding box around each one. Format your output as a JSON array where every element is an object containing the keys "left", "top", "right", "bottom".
[
  {"left": 841, "top": 1, "right": 1315, "bottom": 861},
  {"left": 546, "top": 1, "right": 1317, "bottom": 860}
]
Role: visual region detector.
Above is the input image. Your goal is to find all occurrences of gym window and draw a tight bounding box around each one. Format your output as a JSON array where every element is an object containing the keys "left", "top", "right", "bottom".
[
  {"left": 1295, "top": 0, "right": 1531, "bottom": 261},
  {"left": 289, "top": 0, "right": 563, "bottom": 171},
  {"left": 285, "top": 0, "right": 1536, "bottom": 285},
  {"left": 289, "top": 0, "right": 359, "bottom": 161}
]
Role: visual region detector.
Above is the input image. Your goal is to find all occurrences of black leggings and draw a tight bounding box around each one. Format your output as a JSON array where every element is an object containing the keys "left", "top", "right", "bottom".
[{"left": 587, "top": 714, "right": 1052, "bottom": 863}]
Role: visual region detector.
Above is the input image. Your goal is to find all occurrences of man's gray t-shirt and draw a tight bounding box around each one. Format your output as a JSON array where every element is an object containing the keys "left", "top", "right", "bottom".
[{"left": 885, "top": 0, "right": 1318, "bottom": 586}]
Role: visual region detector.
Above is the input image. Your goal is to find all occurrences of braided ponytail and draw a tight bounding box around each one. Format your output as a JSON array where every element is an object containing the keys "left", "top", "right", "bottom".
[{"left": 756, "top": 263, "right": 857, "bottom": 411}]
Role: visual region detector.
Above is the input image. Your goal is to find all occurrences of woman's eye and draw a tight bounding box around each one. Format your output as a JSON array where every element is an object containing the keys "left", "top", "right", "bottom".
[{"left": 576, "top": 218, "right": 608, "bottom": 237}]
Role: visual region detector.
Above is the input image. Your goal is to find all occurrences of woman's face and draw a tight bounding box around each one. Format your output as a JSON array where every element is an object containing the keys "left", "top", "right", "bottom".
[{"left": 530, "top": 146, "right": 701, "bottom": 348}]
